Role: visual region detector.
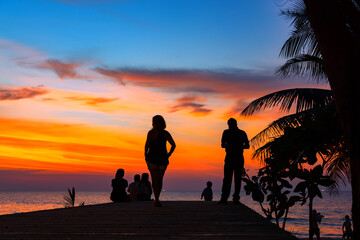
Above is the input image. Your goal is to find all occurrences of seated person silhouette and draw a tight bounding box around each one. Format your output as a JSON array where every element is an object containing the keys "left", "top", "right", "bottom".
[
  {"left": 201, "top": 181, "right": 213, "bottom": 201},
  {"left": 136, "top": 173, "right": 153, "bottom": 201},
  {"left": 110, "top": 169, "right": 129, "bottom": 202},
  {"left": 128, "top": 174, "right": 141, "bottom": 201}
]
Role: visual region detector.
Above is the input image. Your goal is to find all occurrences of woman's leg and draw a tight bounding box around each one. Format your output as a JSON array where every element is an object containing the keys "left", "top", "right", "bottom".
[
  {"left": 157, "top": 168, "right": 166, "bottom": 197},
  {"left": 149, "top": 167, "right": 166, "bottom": 206},
  {"left": 149, "top": 168, "right": 160, "bottom": 200}
]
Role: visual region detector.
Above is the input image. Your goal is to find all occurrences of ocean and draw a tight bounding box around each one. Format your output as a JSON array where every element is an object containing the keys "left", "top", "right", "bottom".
[{"left": 0, "top": 190, "right": 352, "bottom": 239}]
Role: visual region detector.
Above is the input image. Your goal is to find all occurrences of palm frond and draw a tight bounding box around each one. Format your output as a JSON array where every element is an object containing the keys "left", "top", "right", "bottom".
[
  {"left": 279, "top": 0, "right": 324, "bottom": 84},
  {"left": 280, "top": 0, "right": 307, "bottom": 23},
  {"left": 279, "top": 27, "right": 317, "bottom": 58},
  {"left": 276, "top": 54, "right": 327, "bottom": 81},
  {"left": 64, "top": 187, "right": 76, "bottom": 208},
  {"left": 250, "top": 111, "right": 309, "bottom": 148},
  {"left": 325, "top": 149, "right": 351, "bottom": 187},
  {"left": 252, "top": 142, "right": 272, "bottom": 165},
  {"left": 279, "top": 1, "right": 320, "bottom": 59},
  {"left": 241, "top": 88, "right": 333, "bottom": 116}
]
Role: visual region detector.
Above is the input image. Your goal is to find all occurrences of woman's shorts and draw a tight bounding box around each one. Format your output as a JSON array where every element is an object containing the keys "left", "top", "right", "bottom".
[{"left": 146, "top": 161, "right": 167, "bottom": 170}]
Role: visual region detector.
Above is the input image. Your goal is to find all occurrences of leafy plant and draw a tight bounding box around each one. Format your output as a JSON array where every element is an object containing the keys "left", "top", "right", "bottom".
[{"left": 242, "top": 160, "right": 301, "bottom": 229}]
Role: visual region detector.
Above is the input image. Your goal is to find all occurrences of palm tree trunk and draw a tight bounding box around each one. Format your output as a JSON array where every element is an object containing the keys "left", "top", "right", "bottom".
[
  {"left": 282, "top": 207, "right": 289, "bottom": 230},
  {"left": 274, "top": 205, "right": 279, "bottom": 227},
  {"left": 303, "top": 1, "right": 360, "bottom": 239},
  {"left": 309, "top": 197, "right": 313, "bottom": 240}
]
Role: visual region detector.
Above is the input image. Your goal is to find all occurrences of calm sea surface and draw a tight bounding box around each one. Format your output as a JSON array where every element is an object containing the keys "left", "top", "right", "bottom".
[{"left": 0, "top": 191, "right": 352, "bottom": 238}]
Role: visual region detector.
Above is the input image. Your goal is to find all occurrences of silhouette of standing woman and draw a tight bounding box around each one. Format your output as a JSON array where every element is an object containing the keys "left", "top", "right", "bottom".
[{"left": 145, "top": 115, "right": 176, "bottom": 207}]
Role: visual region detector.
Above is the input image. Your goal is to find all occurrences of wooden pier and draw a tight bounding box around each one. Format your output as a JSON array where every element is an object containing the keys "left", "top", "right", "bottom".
[{"left": 0, "top": 201, "right": 297, "bottom": 239}]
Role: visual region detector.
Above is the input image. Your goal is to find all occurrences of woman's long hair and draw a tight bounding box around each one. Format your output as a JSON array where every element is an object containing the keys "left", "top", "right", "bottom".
[
  {"left": 115, "top": 169, "right": 124, "bottom": 179},
  {"left": 138, "top": 173, "right": 150, "bottom": 191},
  {"left": 152, "top": 115, "right": 166, "bottom": 130},
  {"left": 139, "top": 173, "right": 149, "bottom": 183}
]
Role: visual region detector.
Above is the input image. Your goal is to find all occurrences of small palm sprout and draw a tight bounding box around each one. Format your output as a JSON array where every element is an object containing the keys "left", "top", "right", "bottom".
[
  {"left": 64, "top": 187, "right": 76, "bottom": 208},
  {"left": 64, "top": 187, "right": 85, "bottom": 208}
]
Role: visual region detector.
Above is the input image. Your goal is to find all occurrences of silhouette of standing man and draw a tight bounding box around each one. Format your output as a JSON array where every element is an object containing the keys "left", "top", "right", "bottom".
[{"left": 219, "top": 118, "right": 249, "bottom": 204}]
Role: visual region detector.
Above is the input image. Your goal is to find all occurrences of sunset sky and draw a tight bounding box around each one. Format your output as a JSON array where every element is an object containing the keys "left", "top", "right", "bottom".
[{"left": 0, "top": 0, "right": 328, "bottom": 191}]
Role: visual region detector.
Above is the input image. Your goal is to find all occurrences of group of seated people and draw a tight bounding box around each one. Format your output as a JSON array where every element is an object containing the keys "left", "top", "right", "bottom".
[
  {"left": 111, "top": 168, "right": 215, "bottom": 203},
  {"left": 110, "top": 169, "right": 152, "bottom": 202}
]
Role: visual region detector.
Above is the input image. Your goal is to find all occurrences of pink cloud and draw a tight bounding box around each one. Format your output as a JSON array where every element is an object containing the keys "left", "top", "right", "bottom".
[
  {"left": 170, "top": 95, "right": 212, "bottom": 116},
  {"left": 224, "top": 99, "right": 250, "bottom": 116},
  {"left": 38, "top": 59, "right": 82, "bottom": 79},
  {"left": 94, "top": 67, "right": 329, "bottom": 116},
  {"left": 0, "top": 38, "right": 43, "bottom": 59},
  {"left": 0, "top": 87, "right": 49, "bottom": 101},
  {"left": 94, "top": 67, "right": 310, "bottom": 97}
]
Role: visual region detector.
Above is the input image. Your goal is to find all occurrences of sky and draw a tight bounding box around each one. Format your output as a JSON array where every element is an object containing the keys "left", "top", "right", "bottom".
[{"left": 0, "top": 0, "right": 330, "bottom": 191}]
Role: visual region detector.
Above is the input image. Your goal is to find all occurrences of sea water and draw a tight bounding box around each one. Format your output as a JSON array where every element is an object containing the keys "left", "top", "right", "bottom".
[{"left": 0, "top": 191, "right": 352, "bottom": 238}]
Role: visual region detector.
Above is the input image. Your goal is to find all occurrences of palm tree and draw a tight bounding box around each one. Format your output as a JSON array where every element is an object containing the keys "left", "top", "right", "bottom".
[
  {"left": 246, "top": 0, "right": 351, "bottom": 187},
  {"left": 244, "top": 0, "right": 359, "bottom": 237},
  {"left": 298, "top": 0, "right": 360, "bottom": 238},
  {"left": 241, "top": 89, "right": 345, "bottom": 240},
  {"left": 241, "top": 88, "right": 350, "bottom": 187},
  {"left": 240, "top": 0, "right": 357, "bottom": 237}
]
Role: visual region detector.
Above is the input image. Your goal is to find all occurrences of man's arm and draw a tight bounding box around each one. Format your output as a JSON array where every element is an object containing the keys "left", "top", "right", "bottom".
[
  {"left": 243, "top": 132, "right": 250, "bottom": 149},
  {"left": 221, "top": 130, "right": 227, "bottom": 148}
]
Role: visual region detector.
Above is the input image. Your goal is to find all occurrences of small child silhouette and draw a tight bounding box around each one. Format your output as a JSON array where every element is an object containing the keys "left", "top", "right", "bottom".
[
  {"left": 342, "top": 215, "right": 352, "bottom": 239},
  {"left": 201, "top": 181, "right": 213, "bottom": 201}
]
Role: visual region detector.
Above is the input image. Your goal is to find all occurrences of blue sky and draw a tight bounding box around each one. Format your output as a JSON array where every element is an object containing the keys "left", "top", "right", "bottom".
[{"left": 1, "top": 0, "right": 290, "bottom": 69}]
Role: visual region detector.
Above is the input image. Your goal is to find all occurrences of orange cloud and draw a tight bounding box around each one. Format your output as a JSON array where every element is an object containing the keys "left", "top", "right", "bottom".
[
  {"left": 65, "top": 96, "right": 120, "bottom": 106},
  {"left": 45, "top": 88, "right": 164, "bottom": 114},
  {"left": 0, "top": 87, "right": 48, "bottom": 101}
]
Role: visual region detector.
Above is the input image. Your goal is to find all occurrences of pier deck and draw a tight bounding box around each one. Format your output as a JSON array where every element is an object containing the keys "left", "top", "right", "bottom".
[{"left": 0, "top": 201, "right": 297, "bottom": 239}]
